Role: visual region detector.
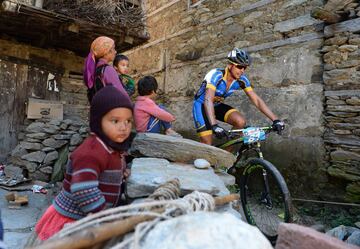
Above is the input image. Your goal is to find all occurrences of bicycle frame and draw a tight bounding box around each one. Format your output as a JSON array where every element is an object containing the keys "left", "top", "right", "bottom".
[
  {"left": 217, "top": 126, "right": 291, "bottom": 242},
  {"left": 218, "top": 126, "right": 274, "bottom": 208},
  {"left": 218, "top": 126, "right": 272, "bottom": 160}
]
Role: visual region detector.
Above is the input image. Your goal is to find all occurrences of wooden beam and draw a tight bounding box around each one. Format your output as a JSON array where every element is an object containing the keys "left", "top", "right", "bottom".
[{"left": 59, "top": 23, "right": 80, "bottom": 36}]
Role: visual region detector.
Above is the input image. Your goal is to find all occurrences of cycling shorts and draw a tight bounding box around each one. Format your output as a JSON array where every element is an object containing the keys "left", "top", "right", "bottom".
[{"left": 192, "top": 102, "right": 238, "bottom": 137}]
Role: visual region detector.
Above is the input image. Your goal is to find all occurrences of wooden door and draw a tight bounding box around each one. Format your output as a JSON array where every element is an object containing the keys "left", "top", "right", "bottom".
[
  {"left": 0, "top": 59, "right": 28, "bottom": 159},
  {"left": 0, "top": 58, "right": 61, "bottom": 159}
]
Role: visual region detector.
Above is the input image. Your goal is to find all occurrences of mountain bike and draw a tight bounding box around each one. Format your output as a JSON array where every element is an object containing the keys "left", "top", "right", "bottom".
[{"left": 217, "top": 126, "right": 292, "bottom": 243}]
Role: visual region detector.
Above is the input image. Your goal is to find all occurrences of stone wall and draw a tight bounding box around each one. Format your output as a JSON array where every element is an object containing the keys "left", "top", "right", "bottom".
[
  {"left": 8, "top": 118, "right": 88, "bottom": 182},
  {"left": 321, "top": 13, "right": 360, "bottom": 201},
  {"left": 0, "top": 38, "right": 87, "bottom": 158},
  {"left": 125, "top": 0, "right": 327, "bottom": 198}
]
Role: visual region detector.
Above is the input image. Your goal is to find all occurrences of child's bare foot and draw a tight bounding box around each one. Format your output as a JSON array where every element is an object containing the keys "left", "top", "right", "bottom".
[{"left": 165, "top": 128, "right": 182, "bottom": 138}]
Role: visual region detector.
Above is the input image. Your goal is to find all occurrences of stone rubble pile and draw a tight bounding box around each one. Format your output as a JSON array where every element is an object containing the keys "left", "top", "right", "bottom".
[
  {"left": 322, "top": 30, "right": 360, "bottom": 203},
  {"left": 7, "top": 118, "right": 89, "bottom": 182}
]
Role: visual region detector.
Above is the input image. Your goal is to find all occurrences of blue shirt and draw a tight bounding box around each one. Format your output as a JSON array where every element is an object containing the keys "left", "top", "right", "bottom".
[{"left": 194, "top": 68, "right": 253, "bottom": 104}]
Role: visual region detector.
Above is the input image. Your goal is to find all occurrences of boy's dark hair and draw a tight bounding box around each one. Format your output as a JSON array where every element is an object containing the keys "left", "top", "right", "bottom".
[
  {"left": 138, "top": 76, "right": 158, "bottom": 96},
  {"left": 114, "top": 54, "right": 129, "bottom": 67}
]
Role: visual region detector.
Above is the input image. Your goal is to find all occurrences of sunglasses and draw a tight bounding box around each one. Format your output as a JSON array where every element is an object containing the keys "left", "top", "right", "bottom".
[{"left": 234, "top": 65, "right": 247, "bottom": 70}]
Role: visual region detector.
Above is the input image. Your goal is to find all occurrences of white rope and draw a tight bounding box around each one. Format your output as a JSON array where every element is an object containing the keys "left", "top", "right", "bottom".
[
  {"left": 52, "top": 191, "right": 215, "bottom": 248},
  {"left": 55, "top": 179, "right": 181, "bottom": 239},
  {"left": 109, "top": 191, "right": 215, "bottom": 249}
]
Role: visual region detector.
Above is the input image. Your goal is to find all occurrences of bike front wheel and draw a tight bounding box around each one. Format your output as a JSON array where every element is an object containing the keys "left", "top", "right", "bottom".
[{"left": 239, "top": 158, "right": 292, "bottom": 243}]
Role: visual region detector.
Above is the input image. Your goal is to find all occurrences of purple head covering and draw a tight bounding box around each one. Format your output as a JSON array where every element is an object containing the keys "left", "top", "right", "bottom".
[
  {"left": 83, "top": 36, "right": 115, "bottom": 89},
  {"left": 90, "top": 85, "right": 133, "bottom": 151}
]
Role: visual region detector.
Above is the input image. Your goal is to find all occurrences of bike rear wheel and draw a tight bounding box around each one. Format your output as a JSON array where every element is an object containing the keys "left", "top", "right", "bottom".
[{"left": 239, "top": 158, "right": 292, "bottom": 243}]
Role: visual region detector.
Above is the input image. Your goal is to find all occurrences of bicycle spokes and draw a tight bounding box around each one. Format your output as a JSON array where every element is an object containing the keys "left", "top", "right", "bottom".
[
  {"left": 260, "top": 191, "right": 273, "bottom": 209},
  {"left": 240, "top": 160, "right": 291, "bottom": 242}
]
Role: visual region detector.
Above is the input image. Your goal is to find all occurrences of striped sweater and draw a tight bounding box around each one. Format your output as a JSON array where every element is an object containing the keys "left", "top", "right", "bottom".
[{"left": 53, "top": 135, "right": 126, "bottom": 220}]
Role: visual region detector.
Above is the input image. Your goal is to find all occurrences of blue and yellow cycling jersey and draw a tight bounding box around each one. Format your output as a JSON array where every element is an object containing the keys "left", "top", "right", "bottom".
[{"left": 194, "top": 68, "right": 253, "bottom": 104}]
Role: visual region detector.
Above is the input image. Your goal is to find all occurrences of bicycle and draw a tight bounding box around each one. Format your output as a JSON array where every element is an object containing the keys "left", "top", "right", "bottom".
[{"left": 216, "top": 126, "right": 292, "bottom": 243}]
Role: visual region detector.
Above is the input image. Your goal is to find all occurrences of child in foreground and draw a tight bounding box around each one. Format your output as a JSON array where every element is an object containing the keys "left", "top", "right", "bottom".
[
  {"left": 35, "top": 86, "right": 133, "bottom": 241},
  {"left": 134, "top": 76, "right": 181, "bottom": 137},
  {"left": 113, "top": 54, "right": 135, "bottom": 97}
]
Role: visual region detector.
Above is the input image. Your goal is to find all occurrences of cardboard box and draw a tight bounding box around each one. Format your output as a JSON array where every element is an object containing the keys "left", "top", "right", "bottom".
[{"left": 27, "top": 98, "right": 63, "bottom": 120}]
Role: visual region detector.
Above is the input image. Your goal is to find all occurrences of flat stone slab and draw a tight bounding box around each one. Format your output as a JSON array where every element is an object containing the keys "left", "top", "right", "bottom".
[
  {"left": 127, "top": 158, "right": 230, "bottom": 198},
  {"left": 129, "top": 133, "right": 236, "bottom": 168},
  {"left": 324, "top": 18, "right": 360, "bottom": 37}
]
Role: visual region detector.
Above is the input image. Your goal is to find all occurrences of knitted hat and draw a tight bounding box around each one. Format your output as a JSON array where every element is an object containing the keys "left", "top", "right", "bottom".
[{"left": 90, "top": 86, "right": 133, "bottom": 151}]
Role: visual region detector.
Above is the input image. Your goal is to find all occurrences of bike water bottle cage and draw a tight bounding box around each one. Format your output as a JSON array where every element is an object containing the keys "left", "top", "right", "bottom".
[{"left": 243, "top": 127, "right": 266, "bottom": 144}]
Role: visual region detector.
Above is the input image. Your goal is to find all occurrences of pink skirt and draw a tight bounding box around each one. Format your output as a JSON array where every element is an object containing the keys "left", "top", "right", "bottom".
[{"left": 35, "top": 205, "right": 75, "bottom": 241}]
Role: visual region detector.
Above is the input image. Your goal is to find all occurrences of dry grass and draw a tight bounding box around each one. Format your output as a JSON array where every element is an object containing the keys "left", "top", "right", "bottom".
[{"left": 44, "top": 0, "right": 144, "bottom": 30}]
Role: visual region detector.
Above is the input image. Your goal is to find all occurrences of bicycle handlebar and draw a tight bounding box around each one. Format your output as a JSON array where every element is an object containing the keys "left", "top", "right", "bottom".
[{"left": 228, "top": 126, "right": 273, "bottom": 134}]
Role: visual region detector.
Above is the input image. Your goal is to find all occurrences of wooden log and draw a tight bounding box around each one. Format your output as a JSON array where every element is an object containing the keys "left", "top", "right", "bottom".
[
  {"left": 31, "top": 210, "right": 163, "bottom": 249},
  {"left": 214, "top": 194, "right": 240, "bottom": 206},
  {"left": 311, "top": 7, "right": 342, "bottom": 24},
  {"left": 30, "top": 194, "right": 239, "bottom": 249}
]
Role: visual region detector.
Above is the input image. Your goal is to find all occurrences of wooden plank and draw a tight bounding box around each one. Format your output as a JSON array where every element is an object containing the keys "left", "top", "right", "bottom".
[
  {"left": 12, "top": 63, "right": 28, "bottom": 141},
  {"left": 324, "top": 18, "right": 360, "bottom": 37},
  {"left": 0, "top": 60, "right": 19, "bottom": 156}
]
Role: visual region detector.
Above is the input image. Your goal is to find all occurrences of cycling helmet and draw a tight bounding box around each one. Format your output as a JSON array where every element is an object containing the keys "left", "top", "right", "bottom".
[{"left": 227, "top": 48, "right": 251, "bottom": 66}]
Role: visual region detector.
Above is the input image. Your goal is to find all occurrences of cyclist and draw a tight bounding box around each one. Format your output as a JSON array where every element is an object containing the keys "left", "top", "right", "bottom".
[{"left": 192, "top": 48, "right": 284, "bottom": 145}]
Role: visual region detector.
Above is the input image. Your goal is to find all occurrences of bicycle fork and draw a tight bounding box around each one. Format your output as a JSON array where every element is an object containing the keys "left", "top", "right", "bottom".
[
  {"left": 255, "top": 142, "right": 273, "bottom": 209},
  {"left": 261, "top": 169, "right": 273, "bottom": 209}
]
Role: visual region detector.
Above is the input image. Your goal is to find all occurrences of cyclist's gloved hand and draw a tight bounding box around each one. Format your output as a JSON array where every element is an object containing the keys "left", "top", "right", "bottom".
[
  {"left": 272, "top": 120, "right": 285, "bottom": 134},
  {"left": 212, "top": 124, "right": 227, "bottom": 138}
]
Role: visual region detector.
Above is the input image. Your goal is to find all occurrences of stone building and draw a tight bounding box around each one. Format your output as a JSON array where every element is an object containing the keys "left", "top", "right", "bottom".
[
  {"left": 0, "top": 0, "right": 359, "bottom": 203},
  {"left": 0, "top": 0, "right": 146, "bottom": 158},
  {"left": 124, "top": 0, "right": 360, "bottom": 202}
]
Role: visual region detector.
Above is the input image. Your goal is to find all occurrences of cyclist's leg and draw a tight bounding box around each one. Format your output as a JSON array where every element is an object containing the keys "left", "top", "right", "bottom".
[
  {"left": 214, "top": 103, "right": 245, "bottom": 153},
  {"left": 193, "top": 101, "right": 213, "bottom": 144},
  {"left": 215, "top": 103, "right": 246, "bottom": 128}
]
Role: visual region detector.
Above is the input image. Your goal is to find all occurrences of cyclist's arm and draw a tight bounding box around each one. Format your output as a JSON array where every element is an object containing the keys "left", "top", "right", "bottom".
[
  {"left": 246, "top": 90, "right": 278, "bottom": 121},
  {"left": 204, "top": 87, "right": 217, "bottom": 126}
]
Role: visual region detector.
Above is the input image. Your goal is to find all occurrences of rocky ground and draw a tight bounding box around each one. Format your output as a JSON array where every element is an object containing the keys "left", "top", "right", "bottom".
[{"left": 0, "top": 188, "right": 53, "bottom": 249}]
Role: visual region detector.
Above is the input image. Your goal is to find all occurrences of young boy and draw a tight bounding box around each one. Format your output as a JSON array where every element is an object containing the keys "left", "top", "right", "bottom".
[
  {"left": 113, "top": 54, "right": 135, "bottom": 97},
  {"left": 134, "top": 76, "right": 181, "bottom": 137},
  {"left": 35, "top": 86, "right": 133, "bottom": 240}
]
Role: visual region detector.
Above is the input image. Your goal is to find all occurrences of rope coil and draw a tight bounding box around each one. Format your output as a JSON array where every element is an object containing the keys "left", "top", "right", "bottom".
[{"left": 52, "top": 190, "right": 216, "bottom": 249}]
